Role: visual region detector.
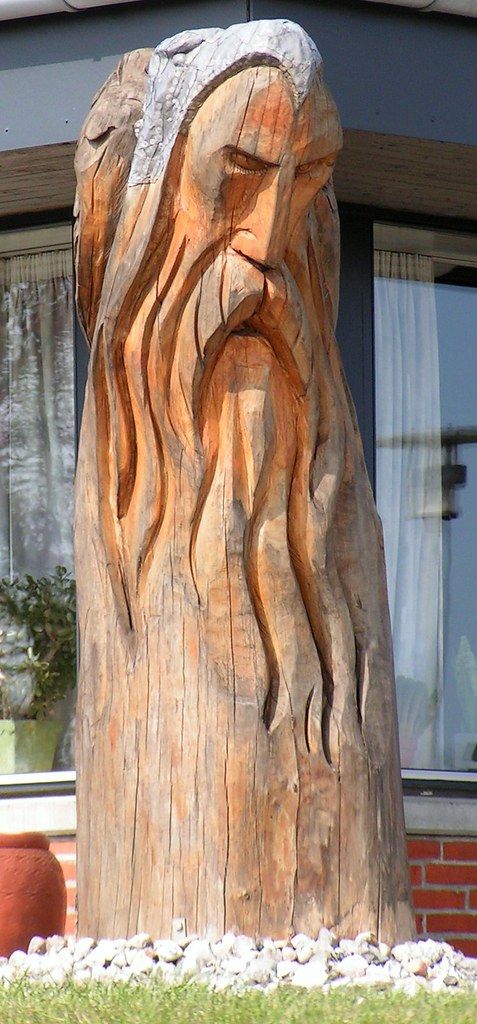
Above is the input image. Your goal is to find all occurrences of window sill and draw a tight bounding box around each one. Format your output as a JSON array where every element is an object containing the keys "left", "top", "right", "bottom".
[
  {"left": 0, "top": 786, "right": 475, "bottom": 840},
  {"left": 404, "top": 794, "right": 477, "bottom": 837},
  {"left": 0, "top": 773, "right": 76, "bottom": 835},
  {"left": 0, "top": 771, "right": 75, "bottom": 797}
]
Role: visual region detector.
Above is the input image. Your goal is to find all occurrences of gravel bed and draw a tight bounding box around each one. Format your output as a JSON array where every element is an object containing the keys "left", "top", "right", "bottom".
[{"left": 1, "top": 930, "right": 477, "bottom": 995}]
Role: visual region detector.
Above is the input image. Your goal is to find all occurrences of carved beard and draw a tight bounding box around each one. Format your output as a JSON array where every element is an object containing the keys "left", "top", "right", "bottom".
[
  {"left": 95, "top": 208, "right": 381, "bottom": 767},
  {"left": 135, "top": 236, "right": 360, "bottom": 757},
  {"left": 172, "top": 250, "right": 317, "bottom": 737}
]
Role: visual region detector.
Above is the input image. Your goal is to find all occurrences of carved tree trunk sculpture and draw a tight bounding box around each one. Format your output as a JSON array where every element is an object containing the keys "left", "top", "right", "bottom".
[{"left": 74, "top": 21, "right": 415, "bottom": 944}]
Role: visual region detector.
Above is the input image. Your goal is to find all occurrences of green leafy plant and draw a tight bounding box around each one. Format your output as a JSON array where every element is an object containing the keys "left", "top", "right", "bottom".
[{"left": 0, "top": 566, "right": 76, "bottom": 720}]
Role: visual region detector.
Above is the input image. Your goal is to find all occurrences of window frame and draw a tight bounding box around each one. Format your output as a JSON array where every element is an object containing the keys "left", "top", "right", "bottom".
[
  {"left": 364, "top": 205, "right": 477, "bottom": 790},
  {"left": 0, "top": 212, "right": 78, "bottom": 795},
  {"left": 2, "top": 204, "right": 476, "bottom": 802}
]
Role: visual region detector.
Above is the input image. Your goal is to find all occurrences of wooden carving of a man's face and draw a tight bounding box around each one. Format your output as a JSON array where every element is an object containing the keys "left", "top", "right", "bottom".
[
  {"left": 74, "top": 24, "right": 414, "bottom": 944},
  {"left": 177, "top": 66, "right": 341, "bottom": 269}
]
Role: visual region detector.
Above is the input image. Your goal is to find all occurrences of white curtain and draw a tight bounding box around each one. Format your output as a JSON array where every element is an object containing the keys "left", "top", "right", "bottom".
[
  {"left": 375, "top": 250, "right": 443, "bottom": 769},
  {"left": 0, "top": 249, "right": 74, "bottom": 578}
]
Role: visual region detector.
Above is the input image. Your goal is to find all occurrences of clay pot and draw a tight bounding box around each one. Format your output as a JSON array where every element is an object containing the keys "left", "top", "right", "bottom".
[{"left": 0, "top": 832, "right": 67, "bottom": 957}]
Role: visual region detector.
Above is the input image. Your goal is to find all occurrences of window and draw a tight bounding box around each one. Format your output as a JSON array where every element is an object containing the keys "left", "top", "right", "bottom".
[
  {"left": 0, "top": 224, "right": 76, "bottom": 779},
  {"left": 374, "top": 223, "right": 477, "bottom": 774}
]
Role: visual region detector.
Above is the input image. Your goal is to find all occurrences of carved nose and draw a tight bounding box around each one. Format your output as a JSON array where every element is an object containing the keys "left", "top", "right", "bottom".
[
  {"left": 231, "top": 244, "right": 274, "bottom": 273},
  {"left": 232, "top": 172, "right": 290, "bottom": 270}
]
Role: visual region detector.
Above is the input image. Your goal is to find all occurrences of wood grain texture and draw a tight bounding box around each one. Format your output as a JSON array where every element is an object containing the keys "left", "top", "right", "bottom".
[
  {"left": 334, "top": 129, "right": 477, "bottom": 222},
  {"left": 74, "top": 21, "right": 415, "bottom": 945},
  {"left": 0, "top": 142, "right": 76, "bottom": 218}
]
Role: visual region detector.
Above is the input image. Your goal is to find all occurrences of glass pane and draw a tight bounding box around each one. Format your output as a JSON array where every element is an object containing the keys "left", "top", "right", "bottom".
[
  {"left": 374, "top": 226, "right": 477, "bottom": 773},
  {"left": 437, "top": 276, "right": 477, "bottom": 771},
  {"left": 0, "top": 231, "right": 76, "bottom": 774}
]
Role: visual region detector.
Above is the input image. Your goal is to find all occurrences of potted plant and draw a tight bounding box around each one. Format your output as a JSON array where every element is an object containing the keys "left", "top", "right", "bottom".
[{"left": 0, "top": 566, "right": 76, "bottom": 774}]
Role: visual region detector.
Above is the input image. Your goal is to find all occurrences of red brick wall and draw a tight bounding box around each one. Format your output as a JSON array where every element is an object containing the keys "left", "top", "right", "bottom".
[
  {"left": 408, "top": 837, "right": 477, "bottom": 957},
  {"left": 50, "top": 837, "right": 77, "bottom": 938},
  {"left": 50, "top": 834, "right": 477, "bottom": 954}
]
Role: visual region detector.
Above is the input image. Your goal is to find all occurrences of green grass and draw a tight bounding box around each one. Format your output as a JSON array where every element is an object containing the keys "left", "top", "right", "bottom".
[{"left": 0, "top": 981, "right": 476, "bottom": 1024}]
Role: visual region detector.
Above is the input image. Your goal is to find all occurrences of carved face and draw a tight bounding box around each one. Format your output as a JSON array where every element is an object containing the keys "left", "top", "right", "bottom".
[
  {"left": 175, "top": 65, "right": 342, "bottom": 269},
  {"left": 76, "top": 51, "right": 346, "bottom": 696}
]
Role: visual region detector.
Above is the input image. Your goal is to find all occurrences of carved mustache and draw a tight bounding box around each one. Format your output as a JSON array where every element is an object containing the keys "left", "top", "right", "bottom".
[{"left": 189, "top": 247, "right": 313, "bottom": 398}]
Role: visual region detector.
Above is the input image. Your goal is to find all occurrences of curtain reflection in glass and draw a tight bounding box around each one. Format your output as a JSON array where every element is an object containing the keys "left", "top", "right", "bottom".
[
  {"left": 374, "top": 250, "right": 444, "bottom": 769},
  {"left": 0, "top": 247, "right": 75, "bottom": 771},
  {"left": 0, "top": 250, "right": 74, "bottom": 578}
]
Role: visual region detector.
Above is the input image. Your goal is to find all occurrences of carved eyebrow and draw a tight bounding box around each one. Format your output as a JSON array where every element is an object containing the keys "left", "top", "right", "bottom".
[
  {"left": 224, "top": 145, "right": 279, "bottom": 171},
  {"left": 295, "top": 152, "right": 337, "bottom": 175}
]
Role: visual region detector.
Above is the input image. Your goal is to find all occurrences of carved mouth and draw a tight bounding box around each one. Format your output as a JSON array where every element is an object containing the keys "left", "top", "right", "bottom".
[
  {"left": 231, "top": 323, "right": 264, "bottom": 338},
  {"left": 231, "top": 250, "right": 275, "bottom": 275}
]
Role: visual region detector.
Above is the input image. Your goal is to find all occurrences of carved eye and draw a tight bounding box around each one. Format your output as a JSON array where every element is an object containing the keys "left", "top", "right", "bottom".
[
  {"left": 295, "top": 154, "right": 336, "bottom": 178},
  {"left": 225, "top": 147, "right": 273, "bottom": 176}
]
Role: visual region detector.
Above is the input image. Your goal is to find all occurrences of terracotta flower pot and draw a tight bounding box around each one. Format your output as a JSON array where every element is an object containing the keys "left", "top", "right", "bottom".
[{"left": 0, "top": 832, "right": 67, "bottom": 957}]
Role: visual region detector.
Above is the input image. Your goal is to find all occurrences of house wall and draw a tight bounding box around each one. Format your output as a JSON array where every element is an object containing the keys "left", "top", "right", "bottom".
[
  {"left": 0, "top": 0, "right": 475, "bottom": 152},
  {"left": 52, "top": 836, "right": 477, "bottom": 955},
  {"left": 409, "top": 837, "right": 477, "bottom": 957}
]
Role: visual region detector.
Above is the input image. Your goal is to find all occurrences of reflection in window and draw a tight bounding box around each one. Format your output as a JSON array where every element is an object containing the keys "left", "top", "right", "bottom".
[
  {"left": 0, "top": 226, "right": 76, "bottom": 774},
  {"left": 374, "top": 224, "right": 477, "bottom": 772}
]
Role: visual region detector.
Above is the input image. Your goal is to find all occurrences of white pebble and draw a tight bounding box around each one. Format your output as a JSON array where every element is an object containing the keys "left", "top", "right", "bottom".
[
  {"left": 46, "top": 935, "right": 68, "bottom": 953},
  {"left": 73, "top": 967, "right": 92, "bottom": 983},
  {"left": 1, "top": 930, "right": 476, "bottom": 993},
  {"left": 180, "top": 938, "right": 214, "bottom": 969},
  {"left": 232, "top": 935, "right": 256, "bottom": 958},
  {"left": 242, "top": 957, "right": 276, "bottom": 985},
  {"left": 339, "top": 938, "right": 358, "bottom": 955},
  {"left": 73, "top": 937, "right": 96, "bottom": 962},
  {"left": 156, "top": 961, "right": 178, "bottom": 983},
  {"left": 335, "top": 954, "right": 368, "bottom": 979},
  {"left": 46, "top": 964, "right": 68, "bottom": 985},
  {"left": 317, "top": 927, "right": 336, "bottom": 948},
  {"left": 277, "top": 960, "right": 295, "bottom": 979},
  {"left": 28, "top": 937, "right": 47, "bottom": 956},
  {"left": 8, "top": 949, "right": 29, "bottom": 968},
  {"left": 406, "top": 958, "right": 428, "bottom": 977},
  {"left": 386, "top": 960, "right": 403, "bottom": 980},
  {"left": 22, "top": 953, "right": 49, "bottom": 980},
  {"left": 0, "top": 964, "right": 13, "bottom": 985},
  {"left": 153, "top": 939, "right": 183, "bottom": 962},
  {"left": 128, "top": 932, "right": 153, "bottom": 949},
  {"left": 416, "top": 939, "right": 447, "bottom": 965},
  {"left": 281, "top": 945, "right": 297, "bottom": 961},
  {"left": 213, "top": 974, "right": 234, "bottom": 991},
  {"left": 84, "top": 940, "right": 120, "bottom": 967},
  {"left": 91, "top": 964, "right": 113, "bottom": 982},
  {"left": 362, "top": 964, "right": 393, "bottom": 988},
  {"left": 298, "top": 942, "right": 317, "bottom": 964},
  {"left": 218, "top": 932, "right": 236, "bottom": 954},
  {"left": 395, "top": 975, "right": 422, "bottom": 996},
  {"left": 291, "top": 959, "right": 328, "bottom": 988},
  {"left": 222, "top": 955, "right": 248, "bottom": 975},
  {"left": 111, "top": 950, "right": 128, "bottom": 969},
  {"left": 128, "top": 950, "right": 155, "bottom": 975}
]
